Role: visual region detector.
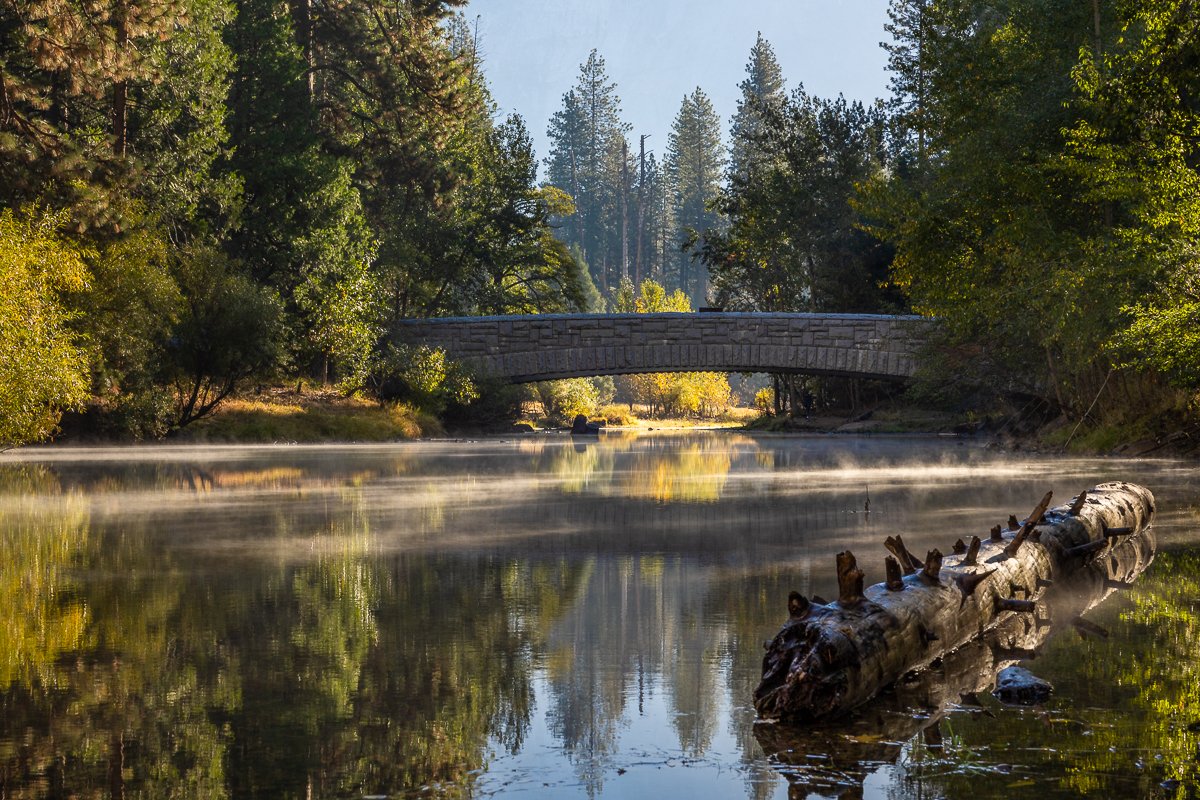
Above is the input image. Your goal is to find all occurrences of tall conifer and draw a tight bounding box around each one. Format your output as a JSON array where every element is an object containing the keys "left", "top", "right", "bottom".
[
  {"left": 666, "top": 88, "right": 724, "bottom": 306},
  {"left": 545, "top": 49, "right": 629, "bottom": 293},
  {"left": 729, "top": 33, "right": 786, "bottom": 183}
]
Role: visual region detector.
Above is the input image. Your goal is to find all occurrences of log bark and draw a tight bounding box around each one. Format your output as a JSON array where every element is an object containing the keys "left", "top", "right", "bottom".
[
  {"left": 755, "top": 481, "right": 1155, "bottom": 721},
  {"left": 754, "top": 526, "right": 1156, "bottom": 794}
]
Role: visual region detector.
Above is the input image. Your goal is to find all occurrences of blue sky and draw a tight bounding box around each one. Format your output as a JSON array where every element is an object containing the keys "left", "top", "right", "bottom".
[{"left": 463, "top": 0, "right": 894, "bottom": 172}]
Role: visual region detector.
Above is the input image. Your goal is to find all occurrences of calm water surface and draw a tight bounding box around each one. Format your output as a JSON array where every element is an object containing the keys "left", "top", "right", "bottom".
[{"left": 1, "top": 433, "right": 1198, "bottom": 799}]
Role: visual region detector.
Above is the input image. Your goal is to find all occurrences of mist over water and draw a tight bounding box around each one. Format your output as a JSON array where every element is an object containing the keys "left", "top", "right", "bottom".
[{"left": 1, "top": 434, "right": 1197, "bottom": 798}]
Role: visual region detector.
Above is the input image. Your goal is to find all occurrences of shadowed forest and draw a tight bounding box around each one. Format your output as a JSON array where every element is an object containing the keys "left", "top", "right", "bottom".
[{"left": 2, "top": 0, "right": 1199, "bottom": 446}]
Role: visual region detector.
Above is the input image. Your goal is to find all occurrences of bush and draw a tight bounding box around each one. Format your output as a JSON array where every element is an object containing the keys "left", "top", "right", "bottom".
[
  {"left": 167, "top": 246, "right": 283, "bottom": 428},
  {"left": 596, "top": 404, "right": 636, "bottom": 426},
  {"left": 0, "top": 209, "right": 90, "bottom": 447},
  {"left": 754, "top": 387, "right": 775, "bottom": 415},
  {"left": 533, "top": 379, "right": 601, "bottom": 424},
  {"left": 369, "top": 344, "right": 521, "bottom": 427}
]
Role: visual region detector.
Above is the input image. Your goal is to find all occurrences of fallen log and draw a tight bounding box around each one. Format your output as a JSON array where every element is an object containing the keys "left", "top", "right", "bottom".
[
  {"left": 754, "top": 481, "right": 1155, "bottom": 721},
  {"left": 754, "top": 524, "right": 1157, "bottom": 797}
]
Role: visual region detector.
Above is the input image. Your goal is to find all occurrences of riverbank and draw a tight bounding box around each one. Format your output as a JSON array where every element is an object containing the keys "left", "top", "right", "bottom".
[
  {"left": 41, "top": 386, "right": 1200, "bottom": 457},
  {"left": 744, "top": 400, "right": 1200, "bottom": 458},
  {"left": 175, "top": 389, "right": 443, "bottom": 443}
]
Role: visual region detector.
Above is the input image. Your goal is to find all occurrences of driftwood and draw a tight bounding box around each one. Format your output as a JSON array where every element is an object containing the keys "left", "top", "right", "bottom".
[
  {"left": 754, "top": 481, "right": 1156, "bottom": 721},
  {"left": 754, "top": 526, "right": 1156, "bottom": 796}
]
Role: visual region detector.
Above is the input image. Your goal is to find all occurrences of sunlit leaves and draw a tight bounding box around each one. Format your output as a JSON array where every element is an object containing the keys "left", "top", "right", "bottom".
[
  {"left": 0, "top": 208, "right": 90, "bottom": 446},
  {"left": 611, "top": 279, "right": 734, "bottom": 418}
]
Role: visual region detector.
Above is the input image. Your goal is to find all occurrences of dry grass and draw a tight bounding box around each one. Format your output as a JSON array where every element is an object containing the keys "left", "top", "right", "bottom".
[{"left": 180, "top": 390, "right": 442, "bottom": 443}]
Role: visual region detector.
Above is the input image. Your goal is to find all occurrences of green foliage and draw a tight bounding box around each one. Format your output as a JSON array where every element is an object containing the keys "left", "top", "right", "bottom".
[
  {"left": 371, "top": 344, "right": 480, "bottom": 418},
  {"left": 1063, "top": 0, "right": 1200, "bottom": 394},
  {"left": 544, "top": 50, "right": 631, "bottom": 294},
  {"left": 73, "top": 211, "right": 182, "bottom": 437},
  {"left": 1114, "top": 300, "right": 1200, "bottom": 390},
  {"left": 667, "top": 88, "right": 726, "bottom": 305},
  {"left": 863, "top": 0, "right": 1200, "bottom": 416},
  {"left": 729, "top": 33, "right": 787, "bottom": 183},
  {"left": 701, "top": 89, "right": 895, "bottom": 315},
  {"left": 0, "top": 208, "right": 90, "bottom": 446},
  {"left": 1, "top": 0, "right": 591, "bottom": 438},
  {"left": 135, "top": 0, "right": 242, "bottom": 236},
  {"left": 533, "top": 379, "right": 602, "bottom": 424},
  {"left": 167, "top": 246, "right": 283, "bottom": 427}
]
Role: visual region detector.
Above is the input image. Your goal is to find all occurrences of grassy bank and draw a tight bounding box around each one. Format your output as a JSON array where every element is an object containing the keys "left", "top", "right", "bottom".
[{"left": 179, "top": 390, "right": 443, "bottom": 443}]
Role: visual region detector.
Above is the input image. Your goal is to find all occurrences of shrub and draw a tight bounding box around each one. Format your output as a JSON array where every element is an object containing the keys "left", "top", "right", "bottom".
[{"left": 0, "top": 209, "right": 90, "bottom": 447}]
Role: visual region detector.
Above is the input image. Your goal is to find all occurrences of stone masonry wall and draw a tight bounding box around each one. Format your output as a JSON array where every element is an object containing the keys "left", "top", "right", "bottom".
[{"left": 391, "top": 313, "right": 930, "bottom": 382}]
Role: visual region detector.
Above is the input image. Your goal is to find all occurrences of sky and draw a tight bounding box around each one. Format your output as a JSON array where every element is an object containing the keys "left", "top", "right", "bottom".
[{"left": 463, "top": 0, "right": 894, "bottom": 172}]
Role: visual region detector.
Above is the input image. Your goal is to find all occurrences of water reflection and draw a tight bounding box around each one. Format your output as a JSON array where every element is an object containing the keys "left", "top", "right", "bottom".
[{"left": 0, "top": 436, "right": 1197, "bottom": 799}]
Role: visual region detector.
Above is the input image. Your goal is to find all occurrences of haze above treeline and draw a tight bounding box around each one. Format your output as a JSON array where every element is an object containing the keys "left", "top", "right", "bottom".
[{"left": 2, "top": 0, "right": 1198, "bottom": 447}]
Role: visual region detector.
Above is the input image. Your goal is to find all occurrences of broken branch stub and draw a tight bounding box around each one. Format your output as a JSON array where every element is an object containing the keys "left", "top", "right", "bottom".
[
  {"left": 885, "top": 557, "right": 905, "bottom": 591},
  {"left": 837, "top": 551, "right": 865, "bottom": 605},
  {"left": 1069, "top": 490, "right": 1088, "bottom": 516},
  {"left": 921, "top": 549, "right": 943, "bottom": 585},
  {"left": 964, "top": 536, "right": 982, "bottom": 566}
]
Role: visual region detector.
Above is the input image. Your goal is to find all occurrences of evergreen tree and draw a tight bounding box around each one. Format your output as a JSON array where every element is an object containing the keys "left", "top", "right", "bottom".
[
  {"left": 134, "top": 0, "right": 242, "bottom": 239},
  {"left": 882, "top": 0, "right": 931, "bottom": 164},
  {"left": 0, "top": 0, "right": 188, "bottom": 223},
  {"left": 635, "top": 150, "right": 671, "bottom": 285},
  {"left": 545, "top": 50, "right": 630, "bottom": 294},
  {"left": 701, "top": 88, "right": 894, "bottom": 314},
  {"left": 546, "top": 90, "right": 590, "bottom": 250},
  {"left": 860, "top": 0, "right": 1161, "bottom": 412},
  {"left": 666, "top": 88, "right": 725, "bottom": 306},
  {"left": 729, "top": 33, "right": 786, "bottom": 183},
  {"left": 223, "top": 0, "right": 375, "bottom": 381}
]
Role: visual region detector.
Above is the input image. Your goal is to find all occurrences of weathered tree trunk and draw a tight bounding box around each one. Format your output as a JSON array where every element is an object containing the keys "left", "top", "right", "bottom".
[
  {"left": 755, "top": 481, "right": 1156, "bottom": 721},
  {"left": 754, "top": 525, "right": 1156, "bottom": 795}
]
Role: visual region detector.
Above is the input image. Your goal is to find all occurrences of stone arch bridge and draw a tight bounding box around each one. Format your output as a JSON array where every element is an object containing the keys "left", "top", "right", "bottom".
[{"left": 392, "top": 313, "right": 932, "bottom": 383}]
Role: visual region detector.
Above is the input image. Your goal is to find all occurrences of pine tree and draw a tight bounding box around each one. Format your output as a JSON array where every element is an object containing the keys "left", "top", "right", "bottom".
[
  {"left": 224, "top": 0, "right": 376, "bottom": 379},
  {"left": 729, "top": 33, "right": 786, "bottom": 183},
  {"left": 666, "top": 88, "right": 725, "bottom": 306},
  {"left": 882, "top": 0, "right": 931, "bottom": 164},
  {"left": 546, "top": 90, "right": 589, "bottom": 251},
  {"left": 700, "top": 89, "right": 894, "bottom": 315},
  {"left": 134, "top": 0, "right": 241, "bottom": 238},
  {"left": 0, "top": 0, "right": 189, "bottom": 223},
  {"left": 544, "top": 49, "right": 629, "bottom": 294}
]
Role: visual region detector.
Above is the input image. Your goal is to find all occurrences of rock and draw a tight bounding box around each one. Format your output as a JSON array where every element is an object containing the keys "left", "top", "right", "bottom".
[
  {"left": 570, "top": 414, "right": 602, "bottom": 436},
  {"left": 993, "top": 666, "right": 1053, "bottom": 705},
  {"left": 511, "top": 423, "right": 535, "bottom": 433}
]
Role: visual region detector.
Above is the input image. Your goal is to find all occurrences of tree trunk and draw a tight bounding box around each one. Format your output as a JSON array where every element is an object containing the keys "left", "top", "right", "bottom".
[{"left": 755, "top": 482, "right": 1156, "bottom": 721}]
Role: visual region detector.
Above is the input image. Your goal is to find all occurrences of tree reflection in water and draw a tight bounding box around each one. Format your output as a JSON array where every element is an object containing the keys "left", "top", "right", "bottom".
[{"left": 0, "top": 440, "right": 1197, "bottom": 799}]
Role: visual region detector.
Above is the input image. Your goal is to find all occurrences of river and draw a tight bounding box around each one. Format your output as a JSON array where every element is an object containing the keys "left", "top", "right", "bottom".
[{"left": 0, "top": 433, "right": 1196, "bottom": 799}]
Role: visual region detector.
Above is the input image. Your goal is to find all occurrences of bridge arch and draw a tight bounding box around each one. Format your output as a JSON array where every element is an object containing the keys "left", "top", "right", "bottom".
[{"left": 392, "top": 312, "right": 931, "bottom": 383}]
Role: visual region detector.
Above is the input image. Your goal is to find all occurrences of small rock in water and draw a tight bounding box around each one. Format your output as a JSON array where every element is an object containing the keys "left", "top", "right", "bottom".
[{"left": 993, "top": 666, "right": 1053, "bottom": 705}]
